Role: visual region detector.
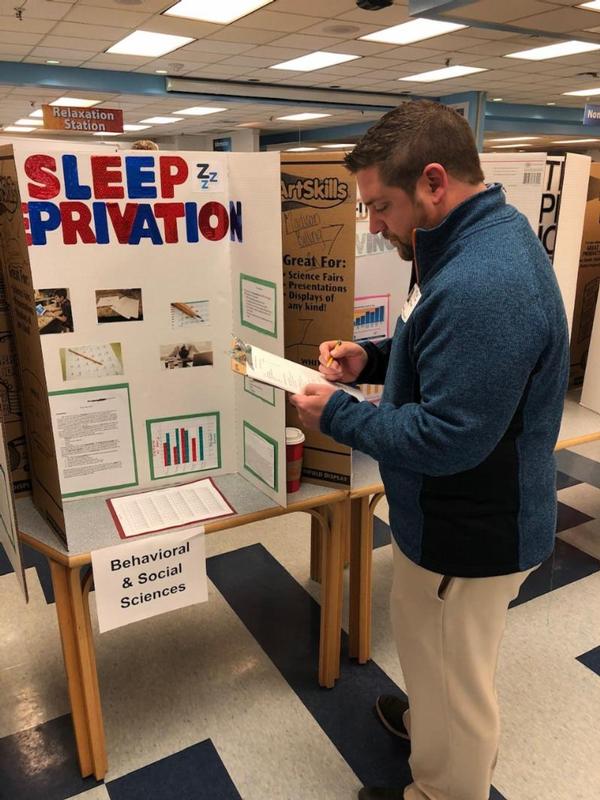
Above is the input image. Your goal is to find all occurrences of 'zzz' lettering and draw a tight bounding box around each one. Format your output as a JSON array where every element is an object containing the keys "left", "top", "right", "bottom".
[{"left": 196, "top": 163, "right": 218, "bottom": 189}]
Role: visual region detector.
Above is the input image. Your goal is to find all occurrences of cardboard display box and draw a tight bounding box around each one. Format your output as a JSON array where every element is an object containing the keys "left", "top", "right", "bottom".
[
  {"left": 281, "top": 153, "right": 356, "bottom": 487},
  {"left": 571, "top": 163, "right": 600, "bottom": 387}
]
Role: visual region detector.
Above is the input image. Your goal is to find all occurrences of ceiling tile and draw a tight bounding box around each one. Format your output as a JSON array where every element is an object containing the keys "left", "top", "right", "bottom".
[
  {"left": 267, "top": 33, "right": 344, "bottom": 50},
  {"left": 39, "top": 35, "right": 114, "bottom": 52},
  {"left": 234, "top": 10, "right": 321, "bottom": 32},
  {"left": 0, "top": 30, "right": 43, "bottom": 46},
  {"left": 51, "top": 21, "right": 132, "bottom": 41},
  {"left": 1, "top": 0, "right": 71, "bottom": 21},
  {"left": 271, "top": 0, "right": 356, "bottom": 17},
  {"left": 136, "top": 14, "right": 222, "bottom": 39},
  {"left": 439, "top": 0, "right": 554, "bottom": 24},
  {"left": 63, "top": 4, "right": 153, "bottom": 28},
  {"left": 207, "top": 28, "right": 282, "bottom": 45},
  {"left": 513, "top": 7, "right": 600, "bottom": 32},
  {"left": 29, "top": 46, "right": 100, "bottom": 61},
  {"left": 78, "top": 0, "right": 171, "bottom": 11}
]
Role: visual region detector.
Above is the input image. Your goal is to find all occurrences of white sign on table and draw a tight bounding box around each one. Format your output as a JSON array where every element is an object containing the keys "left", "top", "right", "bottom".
[{"left": 91, "top": 527, "right": 208, "bottom": 632}]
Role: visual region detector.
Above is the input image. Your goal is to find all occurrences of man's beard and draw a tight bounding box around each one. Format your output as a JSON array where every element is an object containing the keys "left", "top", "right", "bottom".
[{"left": 384, "top": 232, "right": 413, "bottom": 262}]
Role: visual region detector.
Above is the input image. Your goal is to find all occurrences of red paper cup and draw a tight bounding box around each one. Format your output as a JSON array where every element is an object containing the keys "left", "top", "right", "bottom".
[{"left": 285, "top": 427, "right": 305, "bottom": 493}]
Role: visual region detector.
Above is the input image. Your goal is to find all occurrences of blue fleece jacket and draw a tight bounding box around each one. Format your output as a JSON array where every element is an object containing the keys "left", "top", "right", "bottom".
[{"left": 321, "top": 184, "right": 570, "bottom": 577}]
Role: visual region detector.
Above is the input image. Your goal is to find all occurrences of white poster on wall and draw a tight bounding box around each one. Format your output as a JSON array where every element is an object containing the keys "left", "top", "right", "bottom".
[
  {"left": 480, "top": 152, "right": 546, "bottom": 232},
  {"left": 355, "top": 195, "right": 411, "bottom": 340}
]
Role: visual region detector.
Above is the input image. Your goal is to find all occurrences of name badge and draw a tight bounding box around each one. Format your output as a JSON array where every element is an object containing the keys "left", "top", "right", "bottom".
[{"left": 401, "top": 284, "right": 421, "bottom": 323}]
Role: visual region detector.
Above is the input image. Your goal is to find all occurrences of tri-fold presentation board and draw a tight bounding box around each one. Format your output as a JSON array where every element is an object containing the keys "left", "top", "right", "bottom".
[{"left": 0, "top": 143, "right": 287, "bottom": 549}]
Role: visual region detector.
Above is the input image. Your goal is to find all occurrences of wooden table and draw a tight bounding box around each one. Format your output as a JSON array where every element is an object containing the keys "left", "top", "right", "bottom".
[
  {"left": 345, "top": 392, "right": 600, "bottom": 666},
  {"left": 17, "top": 475, "right": 348, "bottom": 781}
]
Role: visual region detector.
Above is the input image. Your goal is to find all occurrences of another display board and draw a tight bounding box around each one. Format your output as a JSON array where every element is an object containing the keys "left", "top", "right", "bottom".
[
  {"left": 281, "top": 153, "right": 356, "bottom": 487},
  {"left": 0, "top": 144, "right": 285, "bottom": 547}
]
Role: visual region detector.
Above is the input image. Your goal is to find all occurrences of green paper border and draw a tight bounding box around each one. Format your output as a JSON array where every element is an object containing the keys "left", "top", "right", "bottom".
[
  {"left": 239, "top": 273, "right": 277, "bottom": 338},
  {"left": 244, "top": 375, "right": 276, "bottom": 407},
  {"left": 146, "top": 411, "right": 221, "bottom": 481},
  {"left": 242, "top": 420, "right": 278, "bottom": 492},
  {"left": 48, "top": 383, "right": 138, "bottom": 498}
]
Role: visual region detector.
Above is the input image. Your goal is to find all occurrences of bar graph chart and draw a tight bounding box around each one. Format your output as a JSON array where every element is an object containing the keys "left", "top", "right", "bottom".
[
  {"left": 353, "top": 294, "right": 389, "bottom": 342},
  {"left": 147, "top": 412, "right": 220, "bottom": 479}
]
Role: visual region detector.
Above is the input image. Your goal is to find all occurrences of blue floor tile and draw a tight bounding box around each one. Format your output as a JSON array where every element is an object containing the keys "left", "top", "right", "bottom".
[
  {"left": 556, "top": 501, "right": 593, "bottom": 533},
  {"left": 556, "top": 450, "right": 600, "bottom": 490},
  {"left": 207, "top": 543, "right": 504, "bottom": 799},
  {"left": 511, "top": 539, "right": 600, "bottom": 608},
  {"left": 0, "top": 714, "right": 101, "bottom": 800},
  {"left": 576, "top": 645, "right": 600, "bottom": 677},
  {"left": 106, "top": 739, "right": 241, "bottom": 800},
  {"left": 373, "top": 516, "right": 391, "bottom": 549},
  {"left": 556, "top": 470, "right": 582, "bottom": 490}
]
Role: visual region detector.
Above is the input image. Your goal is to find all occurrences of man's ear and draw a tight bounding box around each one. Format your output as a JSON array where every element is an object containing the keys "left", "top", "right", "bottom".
[{"left": 422, "top": 163, "right": 448, "bottom": 204}]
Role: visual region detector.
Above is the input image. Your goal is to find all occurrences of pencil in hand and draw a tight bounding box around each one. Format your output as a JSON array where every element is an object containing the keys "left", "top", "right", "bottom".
[{"left": 326, "top": 340, "right": 342, "bottom": 368}]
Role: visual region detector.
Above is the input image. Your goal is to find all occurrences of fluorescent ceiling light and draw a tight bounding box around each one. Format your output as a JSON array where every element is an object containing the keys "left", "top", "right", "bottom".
[
  {"left": 547, "top": 102, "right": 556, "bottom": 105},
  {"left": 505, "top": 40, "right": 600, "bottom": 60},
  {"left": 3, "top": 126, "right": 36, "bottom": 132},
  {"left": 286, "top": 147, "right": 318, "bottom": 151},
  {"left": 15, "top": 118, "right": 43, "bottom": 126},
  {"left": 175, "top": 106, "right": 227, "bottom": 116},
  {"left": 399, "top": 65, "right": 486, "bottom": 82},
  {"left": 139, "top": 116, "right": 184, "bottom": 124},
  {"left": 270, "top": 51, "right": 360, "bottom": 71},
  {"left": 51, "top": 96, "right": 100, "bottom": 107},
  {"left": 361, "top": 18, "right": 466, "bottom": 45},
  {"left": 123, "top": 124, "right": 151, "bottom": 131},
  {"left": 552, "top": 138, "right": 600, "bottom": 144},
  {"left": 29, "top": 109, "right": 43, "bottom": 118},
  {"left": 93, "top": 131, "right": 121, "bottom": 136},
  {"left": 321, "top": 143, "right": 354, "bottom": 148},
  {"left": 490, "top": 144, "right": 533, "bottom": 148},
  {"left": 277, "top": 112, "right": 331, "bottom": 121},
  {"left": 486, "top": 137, "right": 540, "bottom": 142},
  {"left": 155, "top": 69, "right": 168, "bottom": 74},
  {"left": 164, "top": 0, "right": 273, "bottom": 25},
  {"left": 491, "top": 97, "right": 503, "bottom": 102},
  {"left": 106, "top": 30, "right": 193, "bottom": 58},
  {"left": 46, "top": 59, "right": 60, "bottom": 64},
  {"left": 563, "top": 87, "right": 600, "bottom": 96},
  {"left": 578, "top": 1, "right": 600, "bottom": 10}
]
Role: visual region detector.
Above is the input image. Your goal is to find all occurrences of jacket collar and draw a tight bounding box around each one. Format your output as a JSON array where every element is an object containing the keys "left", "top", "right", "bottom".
[{"left": 413, "top": 183, "right": 508, "bottom": 285}]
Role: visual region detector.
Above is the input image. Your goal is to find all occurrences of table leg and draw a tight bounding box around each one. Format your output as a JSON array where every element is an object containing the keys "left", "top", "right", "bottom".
[
  {"left": 348, "top": 492, "right": 384, "bottom": 664},
  {"left": 309, "top": 516, "right": 322, "bottom": 583},
  {"left": 314, "top": 501, "right": 345, "bottom": 688},
  {"left": 49, "top": 561, "right": 107, "bottom": 780}
]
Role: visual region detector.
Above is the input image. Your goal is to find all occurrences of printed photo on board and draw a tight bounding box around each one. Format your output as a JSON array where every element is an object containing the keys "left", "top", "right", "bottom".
[
  {"left": 60, "top": 343, "right": 124, "bottom": 381},
  {"left": 160, "top": 342, "right": 213, "bottom": 369},
  {"left": 96, "top": 289, "right": 143, "bottom": 323},
  {"left": 170, "top": 300, "right": 209, "bottom": 328},
  {"left": 35, "top": 288, "right": 74, "bottom": 334}
]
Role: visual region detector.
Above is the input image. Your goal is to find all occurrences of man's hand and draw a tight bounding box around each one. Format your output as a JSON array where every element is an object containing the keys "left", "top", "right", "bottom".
[
  {"left": 318, "top": 340, "right": 368, "bottom": 383},
  {"left": 289, "top": 383, "right": 338, "bottom": 431}
]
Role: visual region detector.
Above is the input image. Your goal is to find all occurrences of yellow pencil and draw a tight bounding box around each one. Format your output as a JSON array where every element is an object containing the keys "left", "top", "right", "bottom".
[
  {"left": 326, "top": 340, "right": 342, "bottom": 368},
  {"left": 172, "top": 302, "right": 200, "bottom": 319},
  {"left": 68, "top": 348, "right": 103, "bottom": 366}
]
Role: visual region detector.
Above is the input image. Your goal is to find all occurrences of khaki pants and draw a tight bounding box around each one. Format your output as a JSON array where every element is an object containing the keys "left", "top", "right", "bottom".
[{"left": 390, "top": 540, "right": 533, "bottom": 800}]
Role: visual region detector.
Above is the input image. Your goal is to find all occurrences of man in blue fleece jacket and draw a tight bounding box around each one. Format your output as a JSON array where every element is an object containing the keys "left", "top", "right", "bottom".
[{"left": 290, "top": 101, "right": 569, "bottom": 800}]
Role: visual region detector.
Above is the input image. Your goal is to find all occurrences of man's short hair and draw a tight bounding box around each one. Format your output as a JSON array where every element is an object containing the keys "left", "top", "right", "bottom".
[
  {"left": 130, "top": 140, "right": 159, "bottom": 151},
  {"left": 345, "top": 99, "right": 484, "bottom": 193}
]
